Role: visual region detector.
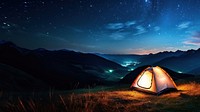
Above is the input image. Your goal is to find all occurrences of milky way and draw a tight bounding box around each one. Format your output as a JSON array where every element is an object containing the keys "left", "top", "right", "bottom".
[{"left": 1, "top": 0, "right": 200, "bottom": 54}]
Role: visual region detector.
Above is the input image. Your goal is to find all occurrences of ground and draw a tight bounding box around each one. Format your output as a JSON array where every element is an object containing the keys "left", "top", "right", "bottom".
[{"left": 0, "top": 81, "right": 200, "bottom": 112}]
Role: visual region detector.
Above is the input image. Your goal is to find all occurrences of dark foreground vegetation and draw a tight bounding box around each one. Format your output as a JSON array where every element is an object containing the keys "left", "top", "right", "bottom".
[{"left": 0, "top": 79, "right": 200, "bottom": 112}]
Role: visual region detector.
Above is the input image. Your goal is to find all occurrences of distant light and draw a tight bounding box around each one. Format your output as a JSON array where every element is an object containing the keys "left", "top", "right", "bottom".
[
  {"left": 178, "top": 71, "right": 182, "bottom": 73},
  {"left": 121, "top": 63, "right": 130, "bottom": 67},
  {"left": 128, "top": 68, "right": 134, "bottom": 71},
  {"left": 120, "top": 77, "right": 124, "bottom": 79},
  {"left": 108, "top": 69, "right": 114, "bottom": 73},
  {"left": 121, "top": 61, "right": 140, "bottom": 67},
  {"left": 121, "top": 61, "right": 132, "bottom": 67},
  {"left": 105, "top": 69, "right": 114, "bottom": 73}
]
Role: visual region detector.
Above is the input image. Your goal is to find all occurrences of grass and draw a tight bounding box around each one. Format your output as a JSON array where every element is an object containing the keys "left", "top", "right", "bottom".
[{"left": 0, "top": 82, "right": 200, "bottom": 112}]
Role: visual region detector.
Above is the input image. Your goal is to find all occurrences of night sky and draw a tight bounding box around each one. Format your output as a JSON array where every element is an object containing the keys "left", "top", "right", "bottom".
[{"left": 1, "top": 0, "right": 200, "bottom": 54}]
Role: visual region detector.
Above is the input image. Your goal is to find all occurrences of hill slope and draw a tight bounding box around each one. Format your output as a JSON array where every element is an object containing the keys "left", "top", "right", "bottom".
[
  {"left": 0, "top": 40, "right": 126, "bottom": 90},
  {"left": 120, "top": 65, "right": 193, "bottom": 84},
  {"left": 97, "top": 50, "right": 184, "bottom": 69},
  {"left": 0, "top": 63, "right": 47, "bottom": 91},
  {"left": 154, "top": 49, "right": 200, "bottom": 74},
  {"left": 138, "top": 50, "right": 184, "bottom": 66}
]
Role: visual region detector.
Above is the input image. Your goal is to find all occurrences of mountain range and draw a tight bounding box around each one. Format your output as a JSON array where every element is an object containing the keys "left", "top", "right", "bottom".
[
  {"left": 101, "top": 49, "right": 200, "bottom": 75},
  {"left": 0, "top": 40, "right": 127, "bottom": 91},
  {"left": 0, "top": 40, "right": 199, "bottom": 91},
  {"left": 154, "top": 49, "right": 200, "bottom": 74}
]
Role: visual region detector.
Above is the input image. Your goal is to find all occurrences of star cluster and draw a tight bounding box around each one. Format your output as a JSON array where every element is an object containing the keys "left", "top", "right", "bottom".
[{"left": 1, "top": 0, "right": 200, "bottom": 54}]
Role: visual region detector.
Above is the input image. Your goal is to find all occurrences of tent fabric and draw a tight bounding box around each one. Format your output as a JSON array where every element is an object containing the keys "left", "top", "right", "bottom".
[{"left": 130, "top": 66, "right": 177, "bottom": 94}]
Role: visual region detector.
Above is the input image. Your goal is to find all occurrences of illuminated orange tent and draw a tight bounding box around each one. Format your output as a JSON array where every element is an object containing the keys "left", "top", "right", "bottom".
[{"left": 130, "top": 66, "right": 177, "bottom": 94}]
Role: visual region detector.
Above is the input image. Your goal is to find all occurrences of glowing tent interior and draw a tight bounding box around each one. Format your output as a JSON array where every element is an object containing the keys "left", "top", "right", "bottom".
[{"left": 130, "top": 66, "right": 177, "bottom": 94}]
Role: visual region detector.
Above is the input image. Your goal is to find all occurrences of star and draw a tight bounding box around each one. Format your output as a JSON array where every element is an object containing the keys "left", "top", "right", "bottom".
[{"left": 0, "top": 0, "right": 200, "bottom": 54}]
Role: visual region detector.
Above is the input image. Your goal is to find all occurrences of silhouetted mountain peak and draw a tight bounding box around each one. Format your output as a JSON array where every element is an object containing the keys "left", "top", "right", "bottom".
[
  {"left": 0, "top": 40, "right": 30, "bottom": 55},
  {"left": 175, "top": 50, "right": 183, "bottom": 52},
  {"left": 0, "top": 40, "right": 16, "bottom": 47},
  {"left": 0, "top": 40, "right": 127, "bottom": 90},
  {"left": 0, "top": 40, "right": 7, "bottom": 44},
  {"left": 150, "top": 50, "right": 185, "bottom": 56}
]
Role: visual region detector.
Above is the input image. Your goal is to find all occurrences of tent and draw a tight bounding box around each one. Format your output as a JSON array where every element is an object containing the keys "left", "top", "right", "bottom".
[{"left": 130, "top": 66, "right": 177, "bottom": 94}]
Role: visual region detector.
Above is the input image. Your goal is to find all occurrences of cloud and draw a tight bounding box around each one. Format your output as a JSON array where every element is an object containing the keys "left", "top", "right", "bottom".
[
  {"left": 177, "top": 21, "right": 191, "bottom": 30},
  {"left": 183, "top": 31, "right": 200, "bottom": 46},
  {"left": 106, "top": 20, "right": 136, "bottom": 30},
  {"left": 125, "top": 21, "right": 136, "bottom": 27},
  {"left": 127, "top": 47, "right": 178, "bottom": 55},
  {"left": 184, "top": 40, "right": 200, "bottom": 46},
  {"left": 154, "top": 26, "right": 160, "bottom": 31},
  {"left": 109, "top": 32, "right": 129, "bottom": 40},
  {"left": 106, "top": 23, "right": 124, "bottom": 30},
  {"left": 134, "top": 25, "right": 147, "bottom": 35},
  {"left": 190, "top": 32, "right": 200, "bottom": 39},
  {"left": 127, "top": 48, "right": 161, "bottom": 55},
  {"left": 105, "top": 21, "right": 148, "bottom": 39}
]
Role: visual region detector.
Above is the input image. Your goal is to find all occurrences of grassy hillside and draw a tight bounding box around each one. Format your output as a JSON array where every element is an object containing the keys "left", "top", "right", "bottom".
[
  {"left": 0, "top": 41, "right": 127, "bottom": 90},
  {"left": 0, "top": 63, "right": 46, "bottom": 91},
  {"left": 0, "top": 78, "right": 200, "bottom": 112}
]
